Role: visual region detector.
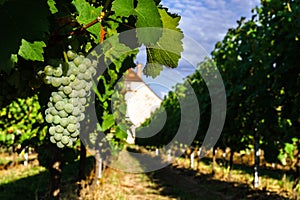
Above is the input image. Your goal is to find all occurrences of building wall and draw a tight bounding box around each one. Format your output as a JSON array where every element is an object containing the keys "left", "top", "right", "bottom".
[{"left": 125, "top": 81, "right": 162, "bottom": 127}]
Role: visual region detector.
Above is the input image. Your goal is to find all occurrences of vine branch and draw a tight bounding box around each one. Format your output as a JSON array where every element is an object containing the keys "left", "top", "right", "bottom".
[{"left": 70, "top": 12, "right": 105, "bottom": 36}]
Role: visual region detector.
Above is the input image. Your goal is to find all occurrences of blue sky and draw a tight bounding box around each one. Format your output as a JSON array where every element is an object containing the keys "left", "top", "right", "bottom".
[
  {"left": 135, "top": 0, "right": 261, "bottom": 98},
  {"left": 161, "top": 0, "right": 260, "bottom": 54}
]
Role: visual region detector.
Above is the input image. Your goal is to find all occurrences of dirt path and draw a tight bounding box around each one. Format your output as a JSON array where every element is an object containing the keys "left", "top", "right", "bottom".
[{"left": 80, "top": 150, "right": 294, "bottom": 200}]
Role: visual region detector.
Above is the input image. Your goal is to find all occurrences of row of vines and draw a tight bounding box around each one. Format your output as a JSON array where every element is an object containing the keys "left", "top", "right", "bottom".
[{"left": 137, "top": 0, "right": 300, "bottom": 190}]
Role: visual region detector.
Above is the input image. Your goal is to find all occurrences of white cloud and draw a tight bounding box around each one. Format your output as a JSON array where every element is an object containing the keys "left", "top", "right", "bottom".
[{"left": 162, "top": 0, "right": 260, "bottom": 53}]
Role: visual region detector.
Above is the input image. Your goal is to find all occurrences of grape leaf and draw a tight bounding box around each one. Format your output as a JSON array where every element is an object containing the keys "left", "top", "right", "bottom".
[
  {"left": 135, "top": 0, "right": 162, "bottom": 45},
  {"left": 47, "top": 0, "right": 58, "bottom": 14},
  {"left": 112, "top": 0, "right": 162, "bottom": 45},
  {"left": 111, "top": 0, "right": 134, "bottom": 17},
  {"left": 72, "top": 0, "right": 102, "bottom": 43},
  {"left": 18, "top": 39, "right": 46, "bottom": 61},
  {"left": 144, "top": 8, "right": 183, "bottom": 78},
  {"left": 102, "top": 112, "right": 115, "bottom": 132},
  {"left": 102, "top": 35, "right": 138, "bottom": 72},
  {"left": 115, "top": 126, "right": 127, "bottom": 140},
  {"left": 0, "top": 0, "right": 50, "bottom": 73},
  {"left": 143, "top": 62, "right": 163, "bottom": 79}
]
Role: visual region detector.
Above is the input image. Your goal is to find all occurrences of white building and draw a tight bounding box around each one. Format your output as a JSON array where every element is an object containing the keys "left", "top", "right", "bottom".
[{"left": 124, "top": 64, "right": 162, "bottom": 144}]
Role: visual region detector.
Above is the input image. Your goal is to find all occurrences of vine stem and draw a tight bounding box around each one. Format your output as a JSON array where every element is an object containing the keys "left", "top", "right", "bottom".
[{"left": 70, "top": 12, "right": 105, "bottom": 36}]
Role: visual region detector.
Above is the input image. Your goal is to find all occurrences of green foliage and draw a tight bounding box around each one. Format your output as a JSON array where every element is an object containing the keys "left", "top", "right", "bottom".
[
  {"left": 136, "top": 57, "right": 212, "bottom": 148},
  {"left": 112, "top": 0, "right": 162, "bottom": 45},
  {"left": 0, "top": 95, "right": 45, "bottom": 149},
  {"left": 0, "top": 0, "right": 50, "bottom": 73},
  {"left": 73, "top": 0, "right": 103, "bottom": 43},
  {"left": 18, "top": 39, "right": 46, "bottom": 62},
  {"left": 144, "top": 8, "right": 183, "bottom": 78},
  {"left": 0, "top": 0, "right": 183, "bottom": 154},
  {"left": 212, "top": 0, "right": 300, "bottom": 164}
]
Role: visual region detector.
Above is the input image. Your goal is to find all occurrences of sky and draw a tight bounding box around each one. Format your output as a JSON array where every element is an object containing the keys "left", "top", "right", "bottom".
[
  {"left": 135, "top": 0, "right": 261, "bottom": 98},
  {"left": 161, "top": 0, "right": 260, "bottom": 54}
]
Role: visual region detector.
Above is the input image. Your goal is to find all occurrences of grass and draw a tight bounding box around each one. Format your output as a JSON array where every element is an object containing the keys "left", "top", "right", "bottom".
[
  {"left": 0, "top": 153, "right": 95, "bottom": 200},
  {"left": 0, "top": 150, "right": 299, "bottom": 199},
  {"left": 174, "top": 156, "right": 295, "bottom": 199},
  {"left": 0, "top": 164, "right": 46, "bottom": 185}
]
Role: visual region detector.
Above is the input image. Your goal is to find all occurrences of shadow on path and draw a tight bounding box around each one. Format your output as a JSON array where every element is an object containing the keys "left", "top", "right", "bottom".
[{"left": 116, "top": 147, "right": 293, "bottom": 200}]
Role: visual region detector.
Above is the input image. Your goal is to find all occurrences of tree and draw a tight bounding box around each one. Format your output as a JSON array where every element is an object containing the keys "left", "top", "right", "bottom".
[{"left": 212, "top": 0, "right": 300, "bottom": 187}]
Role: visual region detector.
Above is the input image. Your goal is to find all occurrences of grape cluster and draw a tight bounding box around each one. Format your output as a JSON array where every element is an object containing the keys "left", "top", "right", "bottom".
[{"left": 43, "top": 51, "right": 97, "bottom": 148}]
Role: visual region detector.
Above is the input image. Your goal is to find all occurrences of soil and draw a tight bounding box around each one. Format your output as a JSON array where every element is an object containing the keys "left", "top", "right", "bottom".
[{"left": 79, "top": 149, "right": 298, "bottom": 200}]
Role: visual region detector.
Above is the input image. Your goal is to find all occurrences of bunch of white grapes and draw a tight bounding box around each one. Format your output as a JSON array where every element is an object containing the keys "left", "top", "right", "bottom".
[{"left": 42, "top": 51, "right": 97, "bottom": 148}]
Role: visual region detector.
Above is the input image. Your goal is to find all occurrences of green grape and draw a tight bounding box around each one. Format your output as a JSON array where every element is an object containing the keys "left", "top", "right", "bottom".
[
  {"left": 73, "top": 56, "right": 84, "bottom": 66},
  {"left": 78, "top": 64, "right": 87, "bottom": 73},
  {"left": 47, "top": 101, "right": 53, "bottom": 108},
  {"left": 63, "top": 129, "right": 70, "bottom": 136},
  {"left": 83, "top": 72, "right": 91, "bottom": 80},
  {"left": 67, "top": 62, "right": 76, "bottom": 70},
  {"left": 79, "top": 98, "right": 87, "bottom": 105},
  {"left": 61, "top": 77, "right": 71, "bottom": 85},
  {"left": 89, "top": 67, "right": 96, "bottom": 76},
  {"left": 64, "top": 103, "right": 74, "bottom": 113},
  {"left": 68, "top": 98, "right": 79, "bottom": 106},
  {"left": 49, "top": 126, "right": 56, "bottom": 135},
  {"left": 80, "top": 105, "right": 85, "bottom": 112},
  {"left": 53, "top": 67, "right": 63, "bottom": 77},
  {"left": 67, "top": 124, "right": 76, "bottom": 133},
  {"left": 68, "top": 115, "right": 77, "bottom": 124},
  {"left": 71, "top": 78, "right": 81, "bottom": 87},
  {"left": 70, "top": 74, "right": 76, "bottom": 81},
  {"left": 67, "top": 140, "right": 73, "bottom": 147},
  {"left": 53, "top": 115, "right": 61, "bottom": 124},
  {"left": 72, "top": 107, "right": 81, "bottom": 116},
  {"left": 51, "top": 77, "right": 62, "bottom": 87},
  {"left": 44, "top": 65, "right": 54, "bottom": 76},
  {"left": 44, "top": 52, "right": 97, "bottom": 148},
  {"left": 45, "top": 108, "right": 51, "bottom": 115},
  {"left": 50, "top": 107, "right": 59, "bottom": 115},
  {"left": 78, "top": 89, "right": 86, "bottom": 98},
  {"left": 68, "top": 90, "right": 78, "bottom": 98},
  {"left": 54, "top": 133, "right": 63, "bottom": 141},
  {"left": 70, "top": 137, "right": 78, "bottom": 142},
  {"left": 71, "top": 130, "right": 79, "bottom": 137},
  {"left": 69, "top": 67, "right": 79, "bottom": 76},
  {"left": 86, "top": 82, "right": 93, "bottom": 90},
  {"left": 52, "top": 92, "right": 63, "bottom": 103},
  {"left": 56, "top": 141, "right": 64, "bottom": 148},
  {"left": 50, "top": 136, "right": 56, "bottom": 144},
  {"left": 45, "top": 114, "right": 54, "bottom": 123},
  {"left": 79, "top": 113, "right": 85, "bottom": 121},
  {"left": 77, "top": 73, "right": 85, "bottom": 80},
  {"left": 60, "top": 118, "right": 70, "bottom": 127},
  {"left": 81, "top": 80, "right": 87, "bottom": 85},
  {"left": 74, "top": 83, "right": 84, "bottom": 90},
  {"left": 55, "top": 101, "right": 64, "bottom": 111},
  {"left": 43, "top": 76, "right": 52, "bottom": 84},
  {"left": 83, "top": 58, "right": 91, "bottom": 67},
  {"left": 55, "top": 125, "right": 64, "bottom": 133},
  {"left": 61, "top": 135, "right": 70, "bottom": 145},
  {"left": 67, "top": 50, "right": 77, "bottom": 60},
  {"left": 58, "top": 110, "right": 68, "bottom": 118},
  {"left": 57, "top": 91, "right": 67, "bottom": 98},
  {"left": 63, "top": 86, "right": 72, "bottom": 95}
]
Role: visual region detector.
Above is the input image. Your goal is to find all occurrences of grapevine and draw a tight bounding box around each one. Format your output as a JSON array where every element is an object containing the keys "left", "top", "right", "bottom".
[{"left": 41, "top": 50, "right": 97, "bottom": 148}]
